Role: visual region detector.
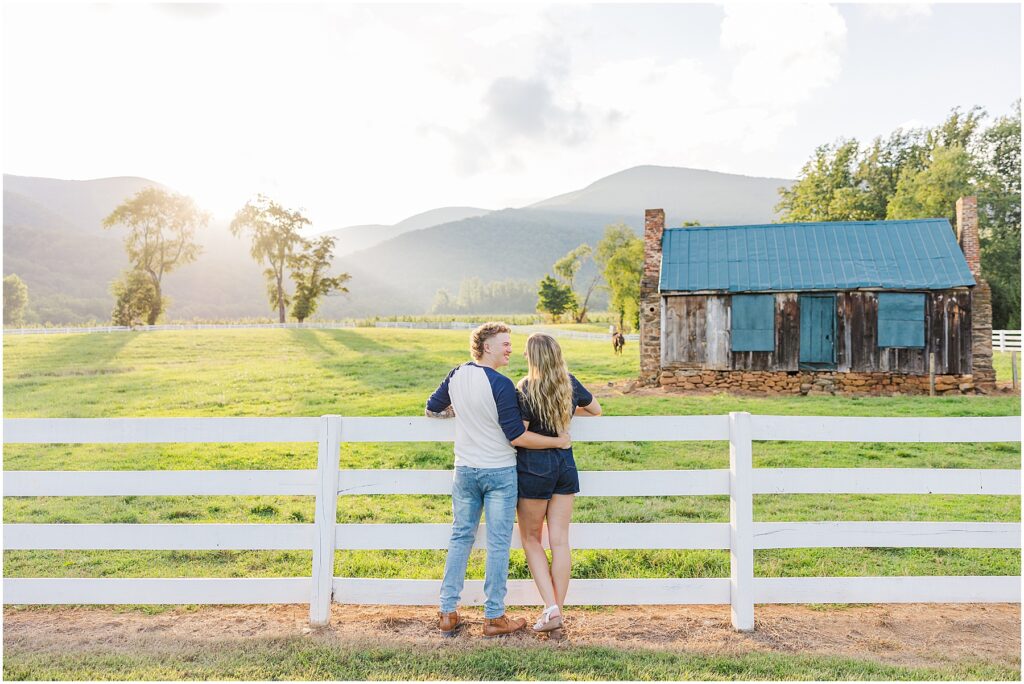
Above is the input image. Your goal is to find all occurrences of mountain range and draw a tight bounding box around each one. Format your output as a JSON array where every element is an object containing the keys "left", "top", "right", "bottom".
[{"left": 2, "top": 165, "right": 791, "bottom": 323}]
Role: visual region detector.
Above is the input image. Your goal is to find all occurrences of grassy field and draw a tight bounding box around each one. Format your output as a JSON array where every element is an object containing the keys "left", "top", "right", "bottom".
[
  {"left": 3, "top": 637, "right": 1018, "bottom": 681},
  {"left": 3, "top": 327, "right": 1020, "bottom": 679}
]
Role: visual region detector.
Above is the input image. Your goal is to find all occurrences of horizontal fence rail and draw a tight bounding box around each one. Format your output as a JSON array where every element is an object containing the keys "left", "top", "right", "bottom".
[
  {"left": 3, "top": 414, "right": 1021, "bottom": 630},
  {"left": 994, "top": 330, "right": 1022, "bottom": 352}
]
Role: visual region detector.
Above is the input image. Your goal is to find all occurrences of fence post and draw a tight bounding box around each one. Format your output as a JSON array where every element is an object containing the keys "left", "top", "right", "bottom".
[
  {"left": 999, "top": 330, "right": 1006, "bottom": 352},
  {"left": 929, "top": 352, "right": 936, "bottom": 397},
  {"left": 310, "top": 414, "right": 341, "bottom": 625},
  {"left": 728, "top": 411, "right": 754, "bottom": 632}
]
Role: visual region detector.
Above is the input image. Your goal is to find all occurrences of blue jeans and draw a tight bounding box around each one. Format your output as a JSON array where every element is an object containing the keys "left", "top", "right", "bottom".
[{"left": 439, "top": 465, "right": 518, "bottom": 618}]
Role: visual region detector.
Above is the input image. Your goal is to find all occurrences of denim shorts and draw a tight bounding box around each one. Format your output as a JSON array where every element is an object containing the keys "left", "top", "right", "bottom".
[{"left": 516, "top": 448, "right": 580, "bottom": 500}]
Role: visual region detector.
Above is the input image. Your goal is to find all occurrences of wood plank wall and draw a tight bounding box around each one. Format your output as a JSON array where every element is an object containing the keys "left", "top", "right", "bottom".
[{"left": 661, "top": 289, "right": 972, "bottom": 375}]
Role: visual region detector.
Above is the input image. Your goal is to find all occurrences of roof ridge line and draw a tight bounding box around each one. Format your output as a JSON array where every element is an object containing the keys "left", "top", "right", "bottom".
[{"left": 665, "top": 218, "right": 950, "bottom": 231}]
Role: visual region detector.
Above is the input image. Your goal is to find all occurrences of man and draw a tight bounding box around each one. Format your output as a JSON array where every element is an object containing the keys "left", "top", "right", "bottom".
[{"left": 426, "top": 321, "right": 570, "bottom": 637}]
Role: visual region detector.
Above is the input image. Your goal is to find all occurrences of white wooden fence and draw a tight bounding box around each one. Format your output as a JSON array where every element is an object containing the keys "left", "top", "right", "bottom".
[
  {"left": 3, "top": 414, "right": 1020, "bottom": 631},
  {"left": 994, "top": 330, "right": 1022, "bottom": 352}
]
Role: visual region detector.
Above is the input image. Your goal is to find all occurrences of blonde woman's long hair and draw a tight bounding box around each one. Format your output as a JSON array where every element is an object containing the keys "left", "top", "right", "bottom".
[{"left": 518, "top": 333, "right": 573, "bottom": 435}]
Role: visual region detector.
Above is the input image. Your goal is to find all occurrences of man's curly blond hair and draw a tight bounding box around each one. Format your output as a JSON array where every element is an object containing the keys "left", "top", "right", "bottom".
[{"left": 470, "top": 322, "right": 511, "bottom": 361}]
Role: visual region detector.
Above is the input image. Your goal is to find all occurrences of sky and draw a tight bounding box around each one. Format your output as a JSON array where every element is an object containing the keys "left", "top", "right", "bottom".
[{"left": 3, "top": 2, "right": 1020, "bottom": 230}]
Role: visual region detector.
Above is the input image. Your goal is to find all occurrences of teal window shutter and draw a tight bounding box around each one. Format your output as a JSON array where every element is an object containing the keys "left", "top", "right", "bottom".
[
  {"left": 731, "top": 294, "right": 775, "bottom": 352},
  {"left": 877, "top": 293, "right": 925, "bottom": 348}
]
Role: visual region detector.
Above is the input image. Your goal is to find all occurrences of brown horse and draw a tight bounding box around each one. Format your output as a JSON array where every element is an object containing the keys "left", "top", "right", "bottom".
[{"left": 612, "top": 332, "right": 625, "bottom": 355}]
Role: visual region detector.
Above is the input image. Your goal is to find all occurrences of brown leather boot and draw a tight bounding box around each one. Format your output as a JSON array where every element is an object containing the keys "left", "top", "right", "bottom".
[
  {"left": 482, "top": 614, "right": 527, "bottom": 638},
  {"left": 438, "top": 610, "right": 462, "bottom": 637}
]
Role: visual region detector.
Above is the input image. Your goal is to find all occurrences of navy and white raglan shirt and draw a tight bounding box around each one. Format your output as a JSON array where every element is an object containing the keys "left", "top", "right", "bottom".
[{"left": 426, "top": 362, "right": 526, "bottom": 468}]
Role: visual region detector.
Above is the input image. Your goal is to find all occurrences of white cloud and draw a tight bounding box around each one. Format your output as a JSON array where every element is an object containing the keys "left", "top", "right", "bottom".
[
  {"left": 862, "top": 3, "right": 933, "bottom": 21},
  {"left": 9, "top": 2, "right": 1013, "bottom": 230},
  {"left": 721, "top": 3, "right": 847, "bottom": 108}
]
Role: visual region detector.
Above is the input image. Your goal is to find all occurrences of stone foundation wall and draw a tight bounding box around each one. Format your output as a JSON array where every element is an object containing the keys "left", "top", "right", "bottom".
[{"left": 658, "top": 368, "right": 978, "bottom": 395}]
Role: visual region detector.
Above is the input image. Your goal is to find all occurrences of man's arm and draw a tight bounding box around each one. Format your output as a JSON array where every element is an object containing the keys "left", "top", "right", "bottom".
[
  {"left": 425, "top": 405, "right": 455, "bottom": 419},
  {"left": 511, "top": 425, "right": 571, "bottom": 449},
  {"left": 425, "top": 367, "right": 457, "bottom": 419}
]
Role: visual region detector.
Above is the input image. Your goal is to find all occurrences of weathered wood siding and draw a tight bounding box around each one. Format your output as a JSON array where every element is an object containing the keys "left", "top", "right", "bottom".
[
  {"left": 705, "top": 296, "right": 731, "bottom": 370},
  {"left": 661, "top": 289, "right": 972, "bottom": 375},
  {"left": 928, "top": 289, "right": 972, "bottom": 375},
  {"left": 662, "top": 296, "right": 706, "bottom": 367}
]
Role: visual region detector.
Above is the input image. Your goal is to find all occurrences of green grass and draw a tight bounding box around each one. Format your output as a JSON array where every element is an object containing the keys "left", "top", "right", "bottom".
[
  {"left": 3, "top": 327, "right": 1020, "bottom": 680},
  {"left": 3, "top": 328, "right": 1020, "bottom": 584},
  {"left": 993, "top": 350, "right": 1019, "bottom": 384},
  {"left": 3, "top": 637, "right": 1018, "bottom": 681}
]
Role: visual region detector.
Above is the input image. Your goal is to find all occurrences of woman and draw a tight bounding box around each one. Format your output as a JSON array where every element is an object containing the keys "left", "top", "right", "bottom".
[{"left": 515, "top": 333, "right": 601, "bottom": 633}]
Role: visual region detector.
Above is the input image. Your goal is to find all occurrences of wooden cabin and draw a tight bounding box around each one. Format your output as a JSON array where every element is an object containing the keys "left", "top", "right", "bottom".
[{"left": 638, "top": 197, "right": 996, "bottom": 395}]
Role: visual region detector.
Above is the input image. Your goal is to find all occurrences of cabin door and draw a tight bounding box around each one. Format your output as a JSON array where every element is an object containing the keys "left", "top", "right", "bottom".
[{"left": 799, "top": 294, "right": 836, "bottom": 369}]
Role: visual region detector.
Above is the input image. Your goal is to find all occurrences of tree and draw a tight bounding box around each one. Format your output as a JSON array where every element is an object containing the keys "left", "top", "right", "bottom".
[
  {"left": 776, "top": 140, "right": 862, "bottom": 221},
  {"left": 103, "top": 187, "right": 208, "bottom": 325},
  {"left": 428, "top": 279, "right": 537, "bottom": 314},
  {"left": 230, "top": 195, "right": 309, "bottom": 323},
  {"left": 777, "top": 102, "right": 1021, "bottom": 327},
  {"left": 4, "top": 274, "right": 29, "bottom": 326},
  {"left": 595, "top": 224, "right": 643, "bottom": 332},
  {"left": 554, "top": 244, "right": 601, "bottom": 323},
  {"left": 978, "top": 100, "right": 1022, "bottom": 328},
  {"left": 536, "top": 274, "right": 576, "bottom": 321},
  {"left": 288, "top": 236, "right": 351, "bottom": 323},
  {"left": 429, "top": 288, "right": 453, "bottom": 314},
  {"left": 110, "top": 270, "right": 162, "bottom": 327},
  {"left": 886, "top": 145, "right": 977, "bottom": 225}
]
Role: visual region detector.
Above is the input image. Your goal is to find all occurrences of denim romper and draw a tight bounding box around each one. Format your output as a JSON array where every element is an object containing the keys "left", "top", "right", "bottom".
[{"left": 515, "top": 374, "right": 593, "bottom": 500}]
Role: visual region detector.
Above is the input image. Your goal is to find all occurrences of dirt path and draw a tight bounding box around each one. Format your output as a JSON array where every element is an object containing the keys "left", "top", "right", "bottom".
[{"left": 4, "top": 603, "right": 1019, "bottom": 671}]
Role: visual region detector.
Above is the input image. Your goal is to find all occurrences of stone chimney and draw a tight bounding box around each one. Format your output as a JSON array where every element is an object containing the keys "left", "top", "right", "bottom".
[
  {"left": 956, "top": 196, "right": 996, "bottom": 389},
  {"left": 639, "top": 208, "right": 665, "bottom": 384},
  {"left": 956, "top": 196, "right": 982, "bottom": 278}
]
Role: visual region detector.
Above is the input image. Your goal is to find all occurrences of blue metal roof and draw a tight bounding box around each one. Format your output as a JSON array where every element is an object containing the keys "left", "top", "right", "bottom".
[{"left": 659, "top": 218, "right": 976, "bottom": 293}]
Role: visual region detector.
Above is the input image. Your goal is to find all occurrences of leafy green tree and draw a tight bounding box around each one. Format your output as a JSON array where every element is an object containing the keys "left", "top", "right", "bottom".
[
  {"left": 428, "top": 278, "right": 536, "bottom": 314},
  {"left": 231, "top": 195, "right": 309, "bottom": 323},
  {"left": 429, "top": 288, "right": 453, "bottom": 314},
  {"left": 886, "top": 145, "right": 977, "bottom": 225},
  {"left": 554, "top": 244, "right": 601, "bottom": 323},
  {"left": 776, "top": 140, "right": 862, "bottom": 221},
  {"left": 778, "top": 102, "right": 1021, "bottom": 327},
  {"left": 288, "top": 236, "right": 351, "bottom": 323},
  {"left": 595, "top": 224, "right": 643, "bottom": 332},
  {"left": 978, "top": 101, "right": 1022, "bottom": 328},
  {"left": 110, "top": 270, "right": 162, "bottom": 327},
  {"left": 849, "top": 128, "right": 930, "bottom": 219},
  {"left": 3, "top": 274, "right": 29, "bottom": 326},
  {"left": 536, "top": 274, "right": 576, "bottom": 322},
  {"left": 102, "top": 187, "right": 208, "bottom": 325}
]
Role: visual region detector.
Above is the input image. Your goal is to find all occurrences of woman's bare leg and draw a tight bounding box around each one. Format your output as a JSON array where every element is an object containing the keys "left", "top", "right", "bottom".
[
  {"left": 545, "top": 493, "right": 574, "bottom": 609},
  {"left": 517, "top": 498, "right": 557, "bottom": 609}
]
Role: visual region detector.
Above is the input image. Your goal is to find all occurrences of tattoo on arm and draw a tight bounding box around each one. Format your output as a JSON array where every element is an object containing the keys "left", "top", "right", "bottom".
[{"left": 425, "top": 405, "right": 455, "bottom": 419}]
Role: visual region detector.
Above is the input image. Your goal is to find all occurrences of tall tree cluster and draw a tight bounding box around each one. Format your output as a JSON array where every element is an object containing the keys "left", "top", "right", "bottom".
[
  {"left": 230, "top": 194, "right": 351, "bottom": 324},
  {"left": 777, "top": 102, "right": 1021, "bottom": 328},
  {"left": 103, "top": 187, "right": 209, "bottom": 325},
  {"left": 103, "top": 189, "right": 351, "bottom": 326}
]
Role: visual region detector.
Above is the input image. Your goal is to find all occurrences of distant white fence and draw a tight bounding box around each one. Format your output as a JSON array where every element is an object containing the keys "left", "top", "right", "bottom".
[
  {"left": 3, "top": 414, "right": 1020, "bottom": 631},
  {"left": 994, "top": 330, "right": 1022, "bottom": 352},
  {"left": 2, "top": 321, "right": 640, "bottom": 342},
  {"left": 3, "top": 322, "right": 358, "bottom": 335}
]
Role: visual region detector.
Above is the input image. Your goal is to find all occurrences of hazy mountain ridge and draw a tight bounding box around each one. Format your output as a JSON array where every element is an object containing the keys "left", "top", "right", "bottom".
[
  {"left": 315, "top": 206, "right": 492, "bottom": 256},
  {"left": 3, "top": 166, "right": 790, "bottom": 323},
  {"left": 531, "top": 165, "right": 790, "bottom": 226}
]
